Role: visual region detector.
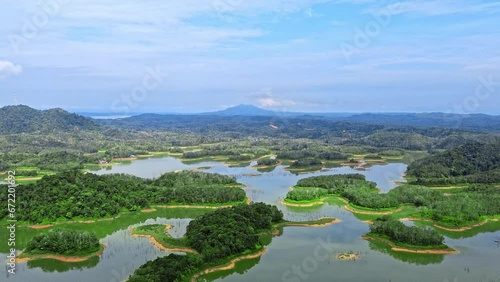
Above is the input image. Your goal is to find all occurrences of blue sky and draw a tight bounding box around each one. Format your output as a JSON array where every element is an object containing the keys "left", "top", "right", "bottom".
[{"left": 1, "top": 0, "right": 499, "bottom": 114}]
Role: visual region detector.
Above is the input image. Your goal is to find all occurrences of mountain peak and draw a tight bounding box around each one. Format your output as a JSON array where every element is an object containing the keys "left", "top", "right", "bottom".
[{"left": 206, "top": 104, "right": 276, "bottom": 116}]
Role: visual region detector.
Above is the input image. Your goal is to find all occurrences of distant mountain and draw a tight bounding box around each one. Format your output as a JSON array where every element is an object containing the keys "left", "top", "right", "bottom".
[
  {"left": 0, "top": 105, "right": 100, "bottom": 134},
  {"left": 344, "top": 113, "right": 500, "bottom": 132},
  {"left": 204, "top": 104, "right": 278, "bottom": 116}
]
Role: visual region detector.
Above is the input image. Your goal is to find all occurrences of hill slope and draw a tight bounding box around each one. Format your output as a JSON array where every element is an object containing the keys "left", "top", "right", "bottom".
[
  {"left": 407, "top": 142, "right": 500, "bottom": 184},
  {"left": 0, "top": 105, "right": 100, "bottom": 134}
]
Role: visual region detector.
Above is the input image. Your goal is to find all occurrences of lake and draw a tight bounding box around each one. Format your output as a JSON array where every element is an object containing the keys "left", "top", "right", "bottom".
[{"left": 2, "top": 157, "right": 499, "bottom": 282}]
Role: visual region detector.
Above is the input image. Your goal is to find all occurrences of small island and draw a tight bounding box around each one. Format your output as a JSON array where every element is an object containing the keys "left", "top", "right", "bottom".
[
  {"left": 336, "top": 252, "right": 360, "bottom": 261},
  {"left": 17, "top": 229, "right": 105, "bottom": 263},
  {"left": 128, "top": 203, "right": 340, "bottom": 282},
  {"left": 363, "top": 216, "right": 457, "bottom": 254}
]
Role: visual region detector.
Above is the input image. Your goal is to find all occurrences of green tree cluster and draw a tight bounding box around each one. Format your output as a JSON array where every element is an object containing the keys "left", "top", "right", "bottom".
[
  {"left": 369, "top": 216, "right": 444, "bottom": 246},
  {"left": 128, "top": 254, "right": 203, "bottom": 282},
  {"left": 186, "top": 203, "right": 283, "bottom": 261},
  {"left": 26, "top": 228, "right": 100, "bottom": 255}
]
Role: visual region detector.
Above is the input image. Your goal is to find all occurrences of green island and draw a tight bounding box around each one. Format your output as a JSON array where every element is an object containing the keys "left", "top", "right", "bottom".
[
  {"left": 363, "top": 216, "right": 457, "bottom": 254},
  {"left": 17, "top": 229, "right": 105, "bottom": 263},
  {"left": 128, "top": 203, "right": 338, "bottom": 282}
]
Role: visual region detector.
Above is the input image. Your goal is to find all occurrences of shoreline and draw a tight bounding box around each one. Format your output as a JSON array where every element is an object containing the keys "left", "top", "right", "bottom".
[
  {"left": 23, "top": 199, "right": 252, "bottom": 229},
  {"left": 130, "top": 225, "right": 198, "bottom": 254},
  {"left": 15, "top": 244, "right": 106, "bottom": 263},
  {"left": 343, "top": 205, "right": 403, "bottom": 215},
  {"left": 271, "top": 218, "right": 341, "bottom": 236},
  {"left": 401, "top": 217, "right": 500, "bottom": 232},
  {"left": 190, "top": 248, "right": 268, "bottom": 282},
  {"left": 281, "top": 198, "right": 326, "bottom": 207},
  {"left": 282, "top": 195, "right": 403, "bottom": 216},
  {"left": 282, "top": 218, "right": 342, "bottom": 228},
  {"left": 362, "top": 236, "right": 458, "bottom": 255}
]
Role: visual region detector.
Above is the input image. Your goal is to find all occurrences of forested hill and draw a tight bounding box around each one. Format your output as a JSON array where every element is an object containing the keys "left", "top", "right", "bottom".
[
  {"left": 344, "top": 113, "right": 500, "bottom": 132},
  {"left": 0, "top": 105, "right": 100, "bottom": 133},
  {"left": 407, "top": 142, "right": 500, "bottom": 184}
]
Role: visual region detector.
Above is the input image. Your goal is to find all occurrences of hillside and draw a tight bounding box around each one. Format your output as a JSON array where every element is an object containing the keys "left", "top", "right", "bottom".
[
  {"left": 345, "top": 113, "right": 500, "bottom": 132},
  {"left": 0, "top": 105, "right": 100, "bottom": 134},
  {"left": 407, "top": 142, "right": 500, "bottom": 184}
]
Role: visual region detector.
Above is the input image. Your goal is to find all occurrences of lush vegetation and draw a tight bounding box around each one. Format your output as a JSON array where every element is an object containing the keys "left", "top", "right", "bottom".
[
  {"left": 186, "top": 203, "right": 283, "bottom": 261},
  {"left": 369, "top": 216, "right": 445, "bottom": 247},
  {"left": 128, "top": 203, "right": 283, "bottom": 282},
  {"left": 0, "top": 170, "right": 245, "bottom": 223},
  {"left": 290, "top": 158, "right": 322, "bottom": 168},
  {"left": 407, "top": 142, "right": 500, "bottom": 184},
  {"left": 256, "top": 158, "right": 278, "bottom": 166},
  {"left": 287, "top": 175, "right": 500, "bottom": 227},
  {"left": 25, "top": 229, "right": 100, "bottom": 255},
  {"left": 286, "top": 174, "right": 398, "bottom": 209},
  {"left": 0, "top": 105, "right": 99, "bottom": 134},
  {"left": 128, "top": 254, "right": 203, "bottom": 282}
]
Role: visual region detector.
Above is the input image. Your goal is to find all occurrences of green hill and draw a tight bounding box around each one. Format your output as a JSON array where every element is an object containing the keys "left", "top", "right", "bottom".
[
  {"left": 407, "top": 142, "right": 500, "bottom": 184},
  {"left": 0, "top": 105, "right": 100, "bottom": 134}
]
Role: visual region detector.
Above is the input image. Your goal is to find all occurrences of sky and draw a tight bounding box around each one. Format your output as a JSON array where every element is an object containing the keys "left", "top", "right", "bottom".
[{"left": 0, "top": 0, "right": 500, "bottom": 114}]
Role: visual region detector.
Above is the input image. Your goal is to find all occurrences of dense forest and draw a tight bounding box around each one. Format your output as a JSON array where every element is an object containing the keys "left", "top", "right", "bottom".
[
  {"left": 186, "top": 203, "right": 283, "bottom": 261},
  {"left": 0, "top": 170, "right": 245, "bottom": 223},
  {"left": 127, "top": 254, "right": 203, "bottom": 282},
  {"left": 26, "top": 229, "right": 100, "bottom": 255},
  {"left": 0, "top": 105, "right": 100, "bottom": 134},
  {"left": 407, "top": 142, "right": 500, "bottom": 184},
  {"left": 128, "top": 203, "right": 283, "bottom": 282},
  {"left": 369, "top": 216, "right": 445, "bottom": 247}
]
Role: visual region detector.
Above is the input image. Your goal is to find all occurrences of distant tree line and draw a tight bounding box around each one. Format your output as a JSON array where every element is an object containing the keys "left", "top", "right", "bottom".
[{"left": 0, "top": 170, "right": 245, "bottom": 223}]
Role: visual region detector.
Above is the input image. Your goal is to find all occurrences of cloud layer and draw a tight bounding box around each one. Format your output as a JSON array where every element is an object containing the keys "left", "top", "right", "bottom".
[
  {"left": 0, "top": 0, "right": 499, "bottom": 113},
  {"left": 0, "top": 61, "right": 23, "bottom": 76}
]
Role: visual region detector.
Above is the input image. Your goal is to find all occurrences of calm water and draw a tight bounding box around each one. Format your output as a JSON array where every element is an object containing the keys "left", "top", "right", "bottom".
[{"left": 2, "top": 157, "right": 499, "bottom": 282}]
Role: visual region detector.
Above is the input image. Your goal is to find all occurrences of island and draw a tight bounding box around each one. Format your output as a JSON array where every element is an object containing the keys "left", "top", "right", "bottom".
[
  {"left": 17, "top": 229, "right": 105, "bottom": 263},
  {"left": 362, "top": 216, "right": 457, "bottom": 254},
  {"left": 128, "top": 203, "right": 340, "bottom": 282}
]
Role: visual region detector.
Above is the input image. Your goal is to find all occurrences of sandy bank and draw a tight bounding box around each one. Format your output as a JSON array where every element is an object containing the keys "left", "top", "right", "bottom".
[
  {"left": 190, "top": 249, "right": 268, "bottom": 282},
  {"left": 16, "top": 244, "right": 106, "bottom": 263}
]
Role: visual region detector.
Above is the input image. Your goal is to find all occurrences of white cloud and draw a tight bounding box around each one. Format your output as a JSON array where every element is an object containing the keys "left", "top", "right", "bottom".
[
  {"left": 368, "top": 0, "right": 500, "bottom": 16},
  {"left": 251, "top": 88, "right": 296, "bottom": 108},
  {"left": 0, "top": 61, "right": 23, "bottom": 76}
]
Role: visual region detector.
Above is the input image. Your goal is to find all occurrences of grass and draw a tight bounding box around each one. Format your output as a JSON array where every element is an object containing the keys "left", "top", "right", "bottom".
[{"left": 133, "top": 224, "right": 191, "bottom": 249}]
